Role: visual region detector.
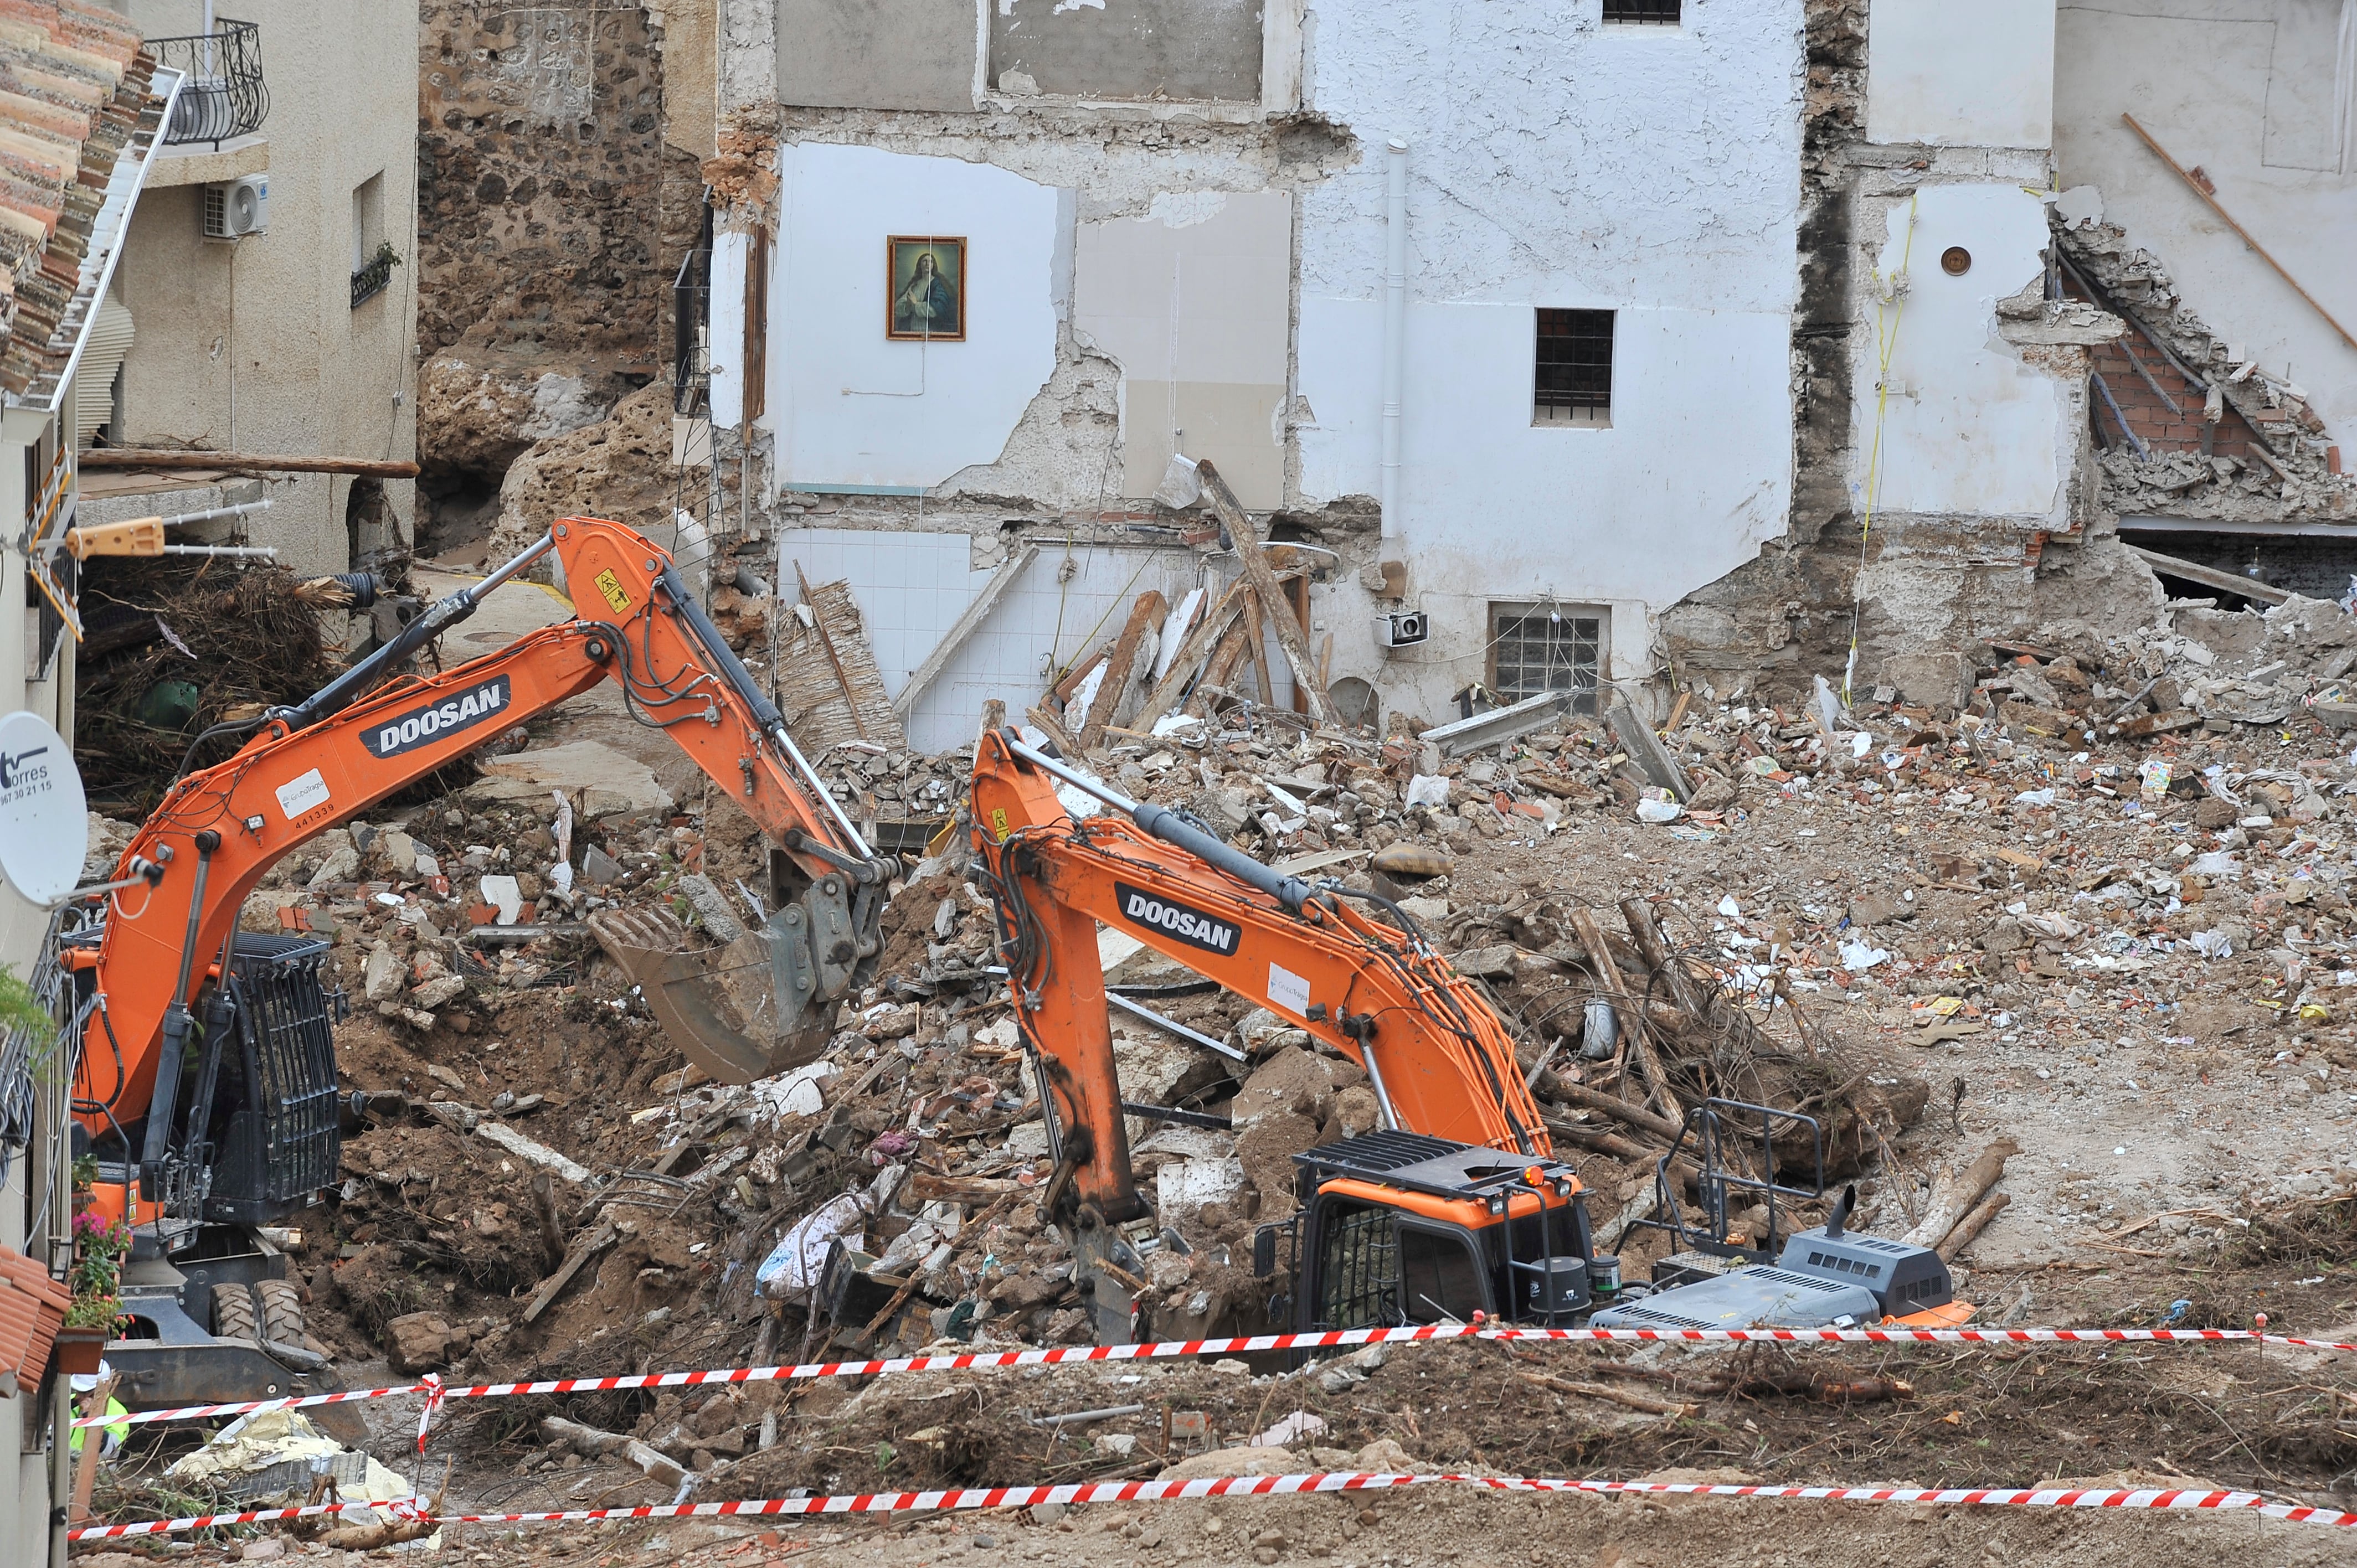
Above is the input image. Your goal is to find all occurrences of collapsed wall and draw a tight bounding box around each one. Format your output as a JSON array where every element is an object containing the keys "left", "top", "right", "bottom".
[
  {"left": 1664, "top": 0, "right": 2172, "bottom": 713},
  {"left": 2054, "top": 202, "right": 2354, "bottom": 528}
]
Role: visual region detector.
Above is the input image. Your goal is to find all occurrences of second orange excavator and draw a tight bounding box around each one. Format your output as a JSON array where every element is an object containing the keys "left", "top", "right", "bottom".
[
  {"left": 970, "top": 729, "right": 1600, "bottom": 1343},
  {"left": 968, "top": 732, "right": 1965, "bottom": 1345}
]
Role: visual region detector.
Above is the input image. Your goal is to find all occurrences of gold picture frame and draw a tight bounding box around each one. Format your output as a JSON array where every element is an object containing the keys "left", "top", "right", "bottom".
[{"left": 886, "top": 235, "right": 966, "bottom": 342}]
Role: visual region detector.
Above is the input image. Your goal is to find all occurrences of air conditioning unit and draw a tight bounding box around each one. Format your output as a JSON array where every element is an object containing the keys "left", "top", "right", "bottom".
[
  {"left": 201, "top": 175, "right": 268, "bottom": 240},
  {"left": 1375, "top": 608, "right": 1428, "bottom": 649}
]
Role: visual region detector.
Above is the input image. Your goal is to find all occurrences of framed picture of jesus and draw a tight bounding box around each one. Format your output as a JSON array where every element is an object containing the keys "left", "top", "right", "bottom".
[{"left": 887, "top": 236, "right": 966, "bottom": 342}]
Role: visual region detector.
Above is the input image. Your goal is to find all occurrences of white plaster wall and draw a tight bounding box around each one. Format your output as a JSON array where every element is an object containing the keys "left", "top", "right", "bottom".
[
  {"left": 1855, "top": 184, "right": 2066, "bottom": 523},
  {"left": 118, "top": 0, "right": 421, "bottom": 576},
  {"left": 1073, "top": 189, "right": 1293, "bottom": 507},
  {"left": 768, "top": 143, "right": 1063, "bottom": 492},
  {"left": 711, "top": 226, "right": 750, "bottom": 430},
  {"left": 1298, "top": 0, "right": 1804, "bottom": 715},
  {"left": 1301, "top": 299, "right": 1791, "bottom": 700},
  {"left": 2054, "top": 0, "right": 2357, "bottom": 448},
  {"left": 1866, "top": 0, "right": 2056, "bottom": 148}
]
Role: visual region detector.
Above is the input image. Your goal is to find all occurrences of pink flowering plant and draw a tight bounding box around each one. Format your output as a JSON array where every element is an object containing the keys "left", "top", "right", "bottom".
[{"left": 65, "top": 1162, "right": 130, "bottom": 1332}]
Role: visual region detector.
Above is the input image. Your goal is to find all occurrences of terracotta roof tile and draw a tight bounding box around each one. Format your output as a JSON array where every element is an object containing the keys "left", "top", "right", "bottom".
[{"left": 0, "top": 2, "right": 166, "bottom": 408}]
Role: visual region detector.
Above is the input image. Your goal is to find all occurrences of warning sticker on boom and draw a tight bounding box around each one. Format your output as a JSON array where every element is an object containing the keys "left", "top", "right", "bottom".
[
  {"left": 275, "top": 768, "right": 330, "bottom": 822},
  {"left": 594, "top": 569, "right": 632, "bottom": 613}
]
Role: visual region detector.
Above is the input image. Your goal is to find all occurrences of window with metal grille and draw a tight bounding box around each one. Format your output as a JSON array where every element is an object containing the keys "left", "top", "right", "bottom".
[
  {"left": 1603, "top": 0, "right": 1681, "bottom": 23},
  {"left": 1534, "top": 308, "right": 1613, "bottom": 426},
  {"left": 1490, "top": 603, "right": 1605, "bottom": 711}
]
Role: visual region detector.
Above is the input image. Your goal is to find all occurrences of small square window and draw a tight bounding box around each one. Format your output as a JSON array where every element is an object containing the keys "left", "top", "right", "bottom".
[
  {"left": 1490, "top": 603, "right": 1605, "bottom": 712},
  {"left": 1535, "top": 308, "right": 1612, "bottom": 427},
  {"left": 1603, "top": 0, "right": 1681, "bottom": 23}
]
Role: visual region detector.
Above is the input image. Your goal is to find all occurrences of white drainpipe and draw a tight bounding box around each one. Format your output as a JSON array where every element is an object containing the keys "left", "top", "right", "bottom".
[{"left": 1379, "top": 138, "right": 1408, "bottom": 553}]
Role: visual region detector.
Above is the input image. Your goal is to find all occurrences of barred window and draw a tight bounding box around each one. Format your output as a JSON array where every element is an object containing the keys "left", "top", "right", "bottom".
[
  {"left": 1491, "top": 603, "right": 1605, "bottom": 712},
  {"left": 1535, "top": 308, "right": 1613, "bottom": 427},
  {"left": 1603, "top": 0, "right": 1680, "bottom": 23}
]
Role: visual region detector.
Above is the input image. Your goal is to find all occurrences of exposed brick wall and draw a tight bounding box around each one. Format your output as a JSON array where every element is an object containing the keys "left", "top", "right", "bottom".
[
  {"left": 416, "top": 2, "right": 704, "bottom": 485},
  {"left": 2085, "top": 331, "right": 2263, "bottom": 462}
]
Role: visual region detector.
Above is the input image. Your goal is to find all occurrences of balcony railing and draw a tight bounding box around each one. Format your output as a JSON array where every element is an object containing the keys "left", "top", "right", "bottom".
[
  {"left": 351, "top": 244, "right": 397, "bottom": 310},
  {"left": 150, "top": 20, "right": 269, "bottom": 147}
]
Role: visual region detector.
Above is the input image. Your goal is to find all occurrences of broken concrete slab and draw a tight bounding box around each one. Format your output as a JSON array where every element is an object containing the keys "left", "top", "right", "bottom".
[
  {"left": 471, "top": 740, "right": 674, "bottom": 818},
  {"left": 1423, "top": 688, "right": 1578, "bottom": 757}
]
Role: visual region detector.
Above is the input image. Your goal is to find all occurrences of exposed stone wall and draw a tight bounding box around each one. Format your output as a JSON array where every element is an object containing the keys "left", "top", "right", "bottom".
[{"left": 416, "top": 1, "right": 704, "bottom": 509}]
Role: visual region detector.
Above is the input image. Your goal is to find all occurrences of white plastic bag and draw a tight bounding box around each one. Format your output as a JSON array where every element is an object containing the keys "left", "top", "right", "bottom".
[
  {"left": 1404, "top": 774, "right": 1452, "bottom": 809},
  {"left": 756, "top": 1191, "right": 865, "bottom": 1303}
]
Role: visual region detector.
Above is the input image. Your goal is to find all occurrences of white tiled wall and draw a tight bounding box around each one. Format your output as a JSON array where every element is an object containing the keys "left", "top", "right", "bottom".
[{"left": 780, "top": 527, "right": 1292, "bottom": 754}]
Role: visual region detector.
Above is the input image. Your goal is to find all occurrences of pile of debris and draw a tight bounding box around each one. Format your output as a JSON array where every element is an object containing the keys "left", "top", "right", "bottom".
[{"left": 73, "top": 559, "right": 363, "bottom": 813}]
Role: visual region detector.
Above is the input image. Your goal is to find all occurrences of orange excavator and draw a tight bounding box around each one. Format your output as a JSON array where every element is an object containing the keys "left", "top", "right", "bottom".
[
  {"left": 65, "top": 517, "right": 893, "bottom": 1419},
  {"left": 969, "top": 730, "right": 1599, "bottom": 1344},
  {"left": 968, "top": 734, "right": 1965, "bottom": 1346}
]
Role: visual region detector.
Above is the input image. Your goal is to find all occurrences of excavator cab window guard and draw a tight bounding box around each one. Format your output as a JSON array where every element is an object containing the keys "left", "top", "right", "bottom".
[{"left": 1620, "top": 1096, "right": 1827, "bottom": 1263}]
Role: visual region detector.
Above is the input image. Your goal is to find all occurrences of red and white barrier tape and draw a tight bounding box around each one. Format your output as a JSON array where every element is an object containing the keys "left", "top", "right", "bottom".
[
  {"left": 79, "top": 1322, "right": 2357, "bottom": 1430},
  {"left": 65, "top": 1470, "right": 2357, "bottom": 1540},
  {"left": 68, "top": 1497, "right": 426, "bottom": 1541}
]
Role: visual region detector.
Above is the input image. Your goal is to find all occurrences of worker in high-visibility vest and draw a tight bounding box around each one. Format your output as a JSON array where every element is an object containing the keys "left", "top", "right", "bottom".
[{"left": 68, "top": 1363, "right": 129, "bottom": 1462}]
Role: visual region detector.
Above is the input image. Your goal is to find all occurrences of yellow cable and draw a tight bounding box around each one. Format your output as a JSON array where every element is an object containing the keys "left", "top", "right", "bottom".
[{"left": 1846, "top": 192, "right": 1917, "bottom": 705}]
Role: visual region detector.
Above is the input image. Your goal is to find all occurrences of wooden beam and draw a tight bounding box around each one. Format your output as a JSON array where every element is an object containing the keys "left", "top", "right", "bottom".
[
  {"left": 1191, "top": 621, "right": 1254, "bottom": 713},
  {"left": 1191, "top": 460, "right": 1332, "bottom": 724},
  {"left": 1077, "top": 589, "right": 1168, "bottom": 752},
  {"left": 521, "top": 1220, "right": 619, "bottom": 1324},
  {"left": 892, "top": 544, "right": 1038, "bottom": 720},
  {"left": 78, "top": 449, "right": 421, "bottom": 477},
  {"left": 1134, "top": 580, "right": 1248, "bottom": 729},
  {"left": 1241, "top": 593, "right": 1275, "bottom": 705},
  {"left": 2120, "top": 113, "right": 2357, "bottom": 353},
  {"left": 2127, "top": 544, "right": 2291, "bottom": 606}
]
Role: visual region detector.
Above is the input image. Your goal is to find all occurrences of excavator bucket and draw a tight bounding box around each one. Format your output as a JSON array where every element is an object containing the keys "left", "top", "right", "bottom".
[{"left": 585, "top": 907, "right": 832, "bottom": 1084}]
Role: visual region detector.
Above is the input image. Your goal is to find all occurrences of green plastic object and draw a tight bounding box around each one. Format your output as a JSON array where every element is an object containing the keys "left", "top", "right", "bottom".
[{"left": 135, "top": 678, "right": 202, "bottom": 731}]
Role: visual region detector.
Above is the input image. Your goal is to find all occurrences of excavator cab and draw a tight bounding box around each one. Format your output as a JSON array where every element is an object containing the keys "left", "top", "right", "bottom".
[
  {"left": 63, "top": 922, "right": 356, "bottom": 1436},
  {"left": 1256, "top": 1131, "right": 1602, "bottom": 1331}
]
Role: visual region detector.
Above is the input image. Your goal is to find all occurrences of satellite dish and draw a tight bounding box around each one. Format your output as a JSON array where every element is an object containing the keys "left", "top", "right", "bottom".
[{"left": 0, "top": 711, "right": 86, "bottom": 905}]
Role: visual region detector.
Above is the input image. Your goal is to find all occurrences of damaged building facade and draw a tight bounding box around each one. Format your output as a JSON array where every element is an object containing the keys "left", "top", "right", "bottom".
[{"left": 564, "top": 0, "right": 2357, "bottom": 736}]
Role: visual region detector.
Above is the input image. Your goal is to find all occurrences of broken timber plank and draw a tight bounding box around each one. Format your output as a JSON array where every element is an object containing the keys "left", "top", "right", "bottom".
[
  {"left": 1134, "top": 580, "right": 1248, "bottom": 729},
  {"left": 2127, "top": 544, "right": 2291, "bottom": 606},
  {"left": 1024, "top": 703, "right": 1085, "bottom": 757},
  {"left": 79, "top": 449, "right": 421, "bottom": 477},
  {"left": 1241, "top": 594, "right": 1276, "bottom": 706},
  {"left": 1192, "top": 621, "right": 1254, "bottom": 713},
  {"left": 1078, "top": 590, "right": 1169, "bottom": 752},
  {"left": 1192, "top": 460, "right": 1332, "bottom": 724},
  {"left": 521, "top": 1220, "right": 619, "bottom": 1323},
  {"left": 894, "top": 544, "right": 1039, "bottom": 720}
]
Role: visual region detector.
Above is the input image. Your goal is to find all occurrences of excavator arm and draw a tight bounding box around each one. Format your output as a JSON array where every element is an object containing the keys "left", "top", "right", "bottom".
[
  {"left": 969, "top": 729, "right": 1559, "bottom": 1337},
  {"left": 74, "top": 518, "right": 890, "bottom": 1224}
]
